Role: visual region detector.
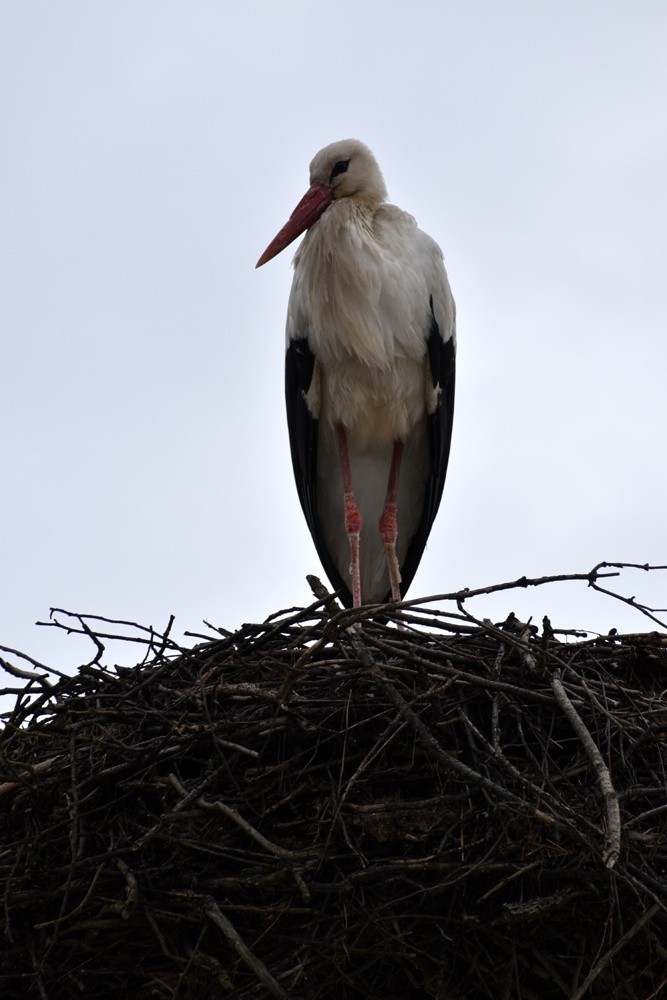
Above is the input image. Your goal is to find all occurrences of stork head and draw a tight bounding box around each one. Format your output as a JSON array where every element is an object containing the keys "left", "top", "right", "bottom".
[
  {"left": 308, "top": 139, "right": 388, "bottom": 206},
  {"left": 256, "top": 139, "right": 387, "bottom": 268}
]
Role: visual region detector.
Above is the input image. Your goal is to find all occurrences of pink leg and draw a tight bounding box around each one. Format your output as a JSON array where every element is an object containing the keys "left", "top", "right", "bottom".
[
  {"left": 337, "top": 425, "right": 363, "bottom": 607},
  {"left": 379, "top": 441, "right": 404, "bottom": 603}
]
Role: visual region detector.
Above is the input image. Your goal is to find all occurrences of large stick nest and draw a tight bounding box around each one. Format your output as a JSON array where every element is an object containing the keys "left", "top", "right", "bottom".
[{"left": 1, "top": 568, "right": 666, "bottom": 999}]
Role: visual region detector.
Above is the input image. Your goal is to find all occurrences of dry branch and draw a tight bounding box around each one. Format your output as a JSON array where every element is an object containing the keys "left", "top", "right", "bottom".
[{"left": 551, "top": 668, "right": 622, "bottom": 868}]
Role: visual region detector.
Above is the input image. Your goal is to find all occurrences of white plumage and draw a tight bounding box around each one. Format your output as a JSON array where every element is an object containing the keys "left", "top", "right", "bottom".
[{"left": 257, "top": 139, "right": 456, "bottom": 607}]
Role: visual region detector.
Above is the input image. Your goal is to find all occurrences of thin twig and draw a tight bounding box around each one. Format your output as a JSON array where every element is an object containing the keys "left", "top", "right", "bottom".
[
  {"left": 0, "top": 756, "right": 60, "bottom": 797},
  {"left": 551, "top": 669, "right": 621, "bottom": 867},
  {"left": 571, "top": 903, "right": 660, "bottom": 999},
  {"left": 204, "top": 897, "right": 288, "bottom": 999}
]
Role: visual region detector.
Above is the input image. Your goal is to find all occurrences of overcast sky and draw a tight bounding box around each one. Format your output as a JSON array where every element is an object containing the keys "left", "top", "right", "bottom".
[{"left": 1, "top": 2, "right": 666, "bottom": 680}]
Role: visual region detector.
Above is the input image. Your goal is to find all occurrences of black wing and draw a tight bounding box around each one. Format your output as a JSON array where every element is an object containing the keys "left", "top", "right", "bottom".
[
  {"left": 397, "top": 300, "right": 456, "bottom": 598},
  {"left": 285, "top": 337, "right": 354, "bottom": 607}
]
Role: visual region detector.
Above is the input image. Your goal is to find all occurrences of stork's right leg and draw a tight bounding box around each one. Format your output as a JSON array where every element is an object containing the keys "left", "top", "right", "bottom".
[{"left": 337, "top": 425, "right": 362, "bottom": 607}]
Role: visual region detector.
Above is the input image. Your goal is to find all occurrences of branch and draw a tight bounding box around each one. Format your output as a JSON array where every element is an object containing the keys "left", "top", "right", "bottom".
[
  {"left": 551, "top": 669, "right": 621, "bottom": 868},
  {"left": 571, "top": 903, "right": 660, "bottom": 999},
  {"left": 587, "top": 561, "right": 667, "bottom": 629},
  {"left": 401, "top": 562, "right": 667, "bottom": 632},
  {"left": 204, "top": 897, "right": 288, "bottom": 999}
]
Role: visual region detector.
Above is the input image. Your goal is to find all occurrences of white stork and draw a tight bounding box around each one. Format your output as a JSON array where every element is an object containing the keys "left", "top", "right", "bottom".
[{"left": 256, "top": 139, "right": 456, "bottom": 608}]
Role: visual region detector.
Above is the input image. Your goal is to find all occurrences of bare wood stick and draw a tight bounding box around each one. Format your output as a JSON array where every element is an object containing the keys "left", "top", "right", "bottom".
[
  {"left": 306, "top": 574, "right": 342, "bottom": 616},
  {"left": 404, "top": 569, "right": 619, "bottom": 607},
  {"left": 623, "top": 803, "right": 667, "bottom": 828},
  {"left": 477, "top": 860, "right": 541, "bottom": 903},
  {"left": 167, "top": 773, "right": 313, "bottom": 861},
  {"left": 491, "top": 638, "right": 505, "bottom": 750},
  {"left": 0, "top": 644, "right": 57, "bottom": 675},
  {"left": 517, "top": 622, "right": 538, "bottom": 673},
  {"left": 0, "top": 658, "right": 49, "bottom": 683},
  {"left": 198, "top": 796, "right": 315, "bottom": 860},
  {"left": 204, "top": 897, "right": 288, "bottom": 999},
  {"left": 571, "top": 903, "right": 660, "bottom": 1000},
  {"left": 587, "top": 561, "right": 667, "bottom": 629},
  {"left": 551, "top": 669, "right": 621, "bottom": 868},
  {"left": 0, "top": 756, "right": 60, "bottom": 797}
]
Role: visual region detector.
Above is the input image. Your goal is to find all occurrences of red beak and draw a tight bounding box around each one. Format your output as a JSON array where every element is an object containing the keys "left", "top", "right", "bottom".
[{"left": 256, "top": 182, "right": 333, "bottom": 268}]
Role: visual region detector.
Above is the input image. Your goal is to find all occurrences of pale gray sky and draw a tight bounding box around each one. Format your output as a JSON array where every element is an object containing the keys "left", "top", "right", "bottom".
[{"left": 1, "top": 1, "right": 666, "bottom": 677}]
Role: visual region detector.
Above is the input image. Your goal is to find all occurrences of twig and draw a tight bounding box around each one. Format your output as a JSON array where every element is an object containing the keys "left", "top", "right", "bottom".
[
  {"left": 0, "top": 656, "right": 50, "bottom": 684},
  {"left": 0, "top": 756, "right": 60, "bottom": 797},
  {"left": 571, "top": 903, "right": 660, "bottom": 999},
  {"left": 402, "top": 568, "right": 623, "bottom": 610},
  {"left": 168, "top": 773, "right": 314, "bottom": 860},
  {"left": 587, "top": 561, "right": 667, "bottom": 629},
  {"left": 306, "top": 574, "right": 342, "bottom": 617},
  {"left": 204, "top": 897, "right": 288, "bottom": 999},
  {"left": 551, "top": 669, "right": 621, "bottom": 867},
  {"left": 198, "top": 795, "right": 315, "bottom": 860}
]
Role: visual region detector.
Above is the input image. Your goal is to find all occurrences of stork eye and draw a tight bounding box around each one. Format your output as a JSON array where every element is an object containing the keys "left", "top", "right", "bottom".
[{"left": 329, "top": 159, "right": 350, "bottom": 182}]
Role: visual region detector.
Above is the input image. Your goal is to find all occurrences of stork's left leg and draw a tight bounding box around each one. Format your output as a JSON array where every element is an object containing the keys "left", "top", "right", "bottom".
[
  {"left": 337, "top": 425, "right": 363, "bottom": 607},
  {"left": 379, "top": 441, "right": 404, "bottom": 603}
]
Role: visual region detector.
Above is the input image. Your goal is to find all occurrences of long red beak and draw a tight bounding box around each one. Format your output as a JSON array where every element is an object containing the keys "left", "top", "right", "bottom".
[{"left": 256, "top": 182, "right": 333, "bottom": 268}]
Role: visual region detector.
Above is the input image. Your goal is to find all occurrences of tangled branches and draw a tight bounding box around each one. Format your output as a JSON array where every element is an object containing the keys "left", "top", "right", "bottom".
[{"left": 0, "top": 565, "right": 666, "bottom": 998}]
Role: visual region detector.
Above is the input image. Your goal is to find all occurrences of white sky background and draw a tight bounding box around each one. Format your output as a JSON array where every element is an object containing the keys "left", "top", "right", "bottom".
[{"left": 1, "top": 1, "right": 666, "bottom": 680}]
